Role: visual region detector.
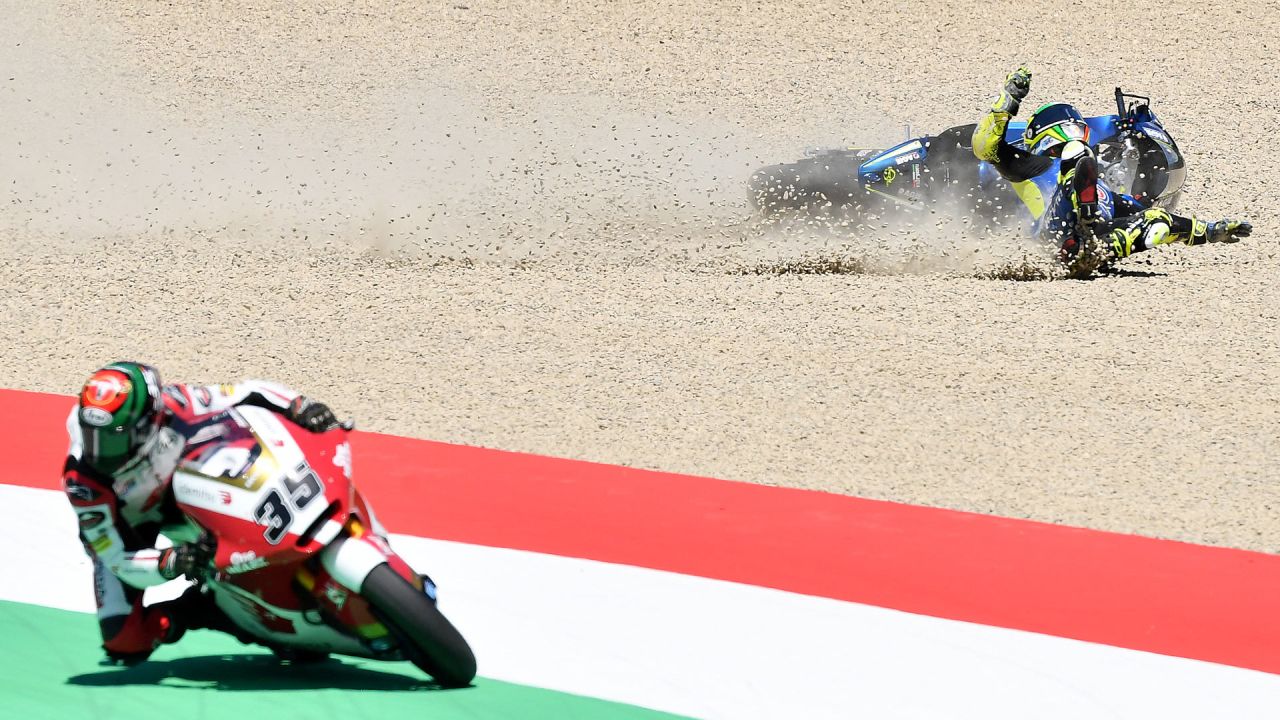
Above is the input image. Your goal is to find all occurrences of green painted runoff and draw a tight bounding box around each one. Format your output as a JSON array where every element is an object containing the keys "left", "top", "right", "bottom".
[{"left": 0, "top": 600, "right": 686, "bottom": 720}]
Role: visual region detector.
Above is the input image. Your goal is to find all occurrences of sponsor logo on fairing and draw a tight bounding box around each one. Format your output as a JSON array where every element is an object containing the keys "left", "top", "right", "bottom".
[
  {"left": 174, "top": 482, "right": 220, "bottom": 506},
  {"left": 333, "top": 442, "right": 352, "bottom": 479},
  {"left": 323, "top": 581, "right": 349, "bottom": 610},
  {"left": 80, "top": 407, "right": 114, "bottom": 427},
  {"left": 226, "top": 550, "right": 269, "bottom": 574}
]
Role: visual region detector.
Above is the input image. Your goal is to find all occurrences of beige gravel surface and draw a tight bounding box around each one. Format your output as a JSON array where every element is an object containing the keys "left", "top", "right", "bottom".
[{"left": 2, "top": 1, "right": 1277, "bottom": 551}]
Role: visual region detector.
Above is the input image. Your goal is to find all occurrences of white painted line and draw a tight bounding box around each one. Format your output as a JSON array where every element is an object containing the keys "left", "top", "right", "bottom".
[{"left": 4, "top": 483, "right": 1279, "bottom": 719}]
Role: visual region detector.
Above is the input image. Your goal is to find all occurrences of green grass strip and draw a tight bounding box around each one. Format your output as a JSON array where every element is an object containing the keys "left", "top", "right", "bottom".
[{"left": 1, "top": 599, "right": 687, "bottom": 720}]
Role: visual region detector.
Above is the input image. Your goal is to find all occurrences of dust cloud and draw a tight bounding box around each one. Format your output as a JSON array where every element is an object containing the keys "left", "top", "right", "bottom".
[
  {"left": 2, "top": 49, "right": 771, "bottom": 269},
  {"left": 2, "top": 7, "right": 1048, "bottom": 277}
]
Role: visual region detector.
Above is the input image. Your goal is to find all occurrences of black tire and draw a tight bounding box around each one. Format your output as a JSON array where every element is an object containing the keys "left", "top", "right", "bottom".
[
  {"left": 748, "top": 153, "right": 870, "bottom": 215},
  {"left": 361, "top": 563, "right": 477, "bottom": 687}
]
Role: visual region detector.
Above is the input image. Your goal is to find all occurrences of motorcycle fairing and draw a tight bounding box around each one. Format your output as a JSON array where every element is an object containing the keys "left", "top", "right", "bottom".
[
  {"left": 174, "top": 407, "right": 349, "bottom": 563},
  {"left": 855, "top": 138, "right": 929, "bottom": 206},
  {"left": 169, "top": 406, "right": 423, "bottom": 655}
]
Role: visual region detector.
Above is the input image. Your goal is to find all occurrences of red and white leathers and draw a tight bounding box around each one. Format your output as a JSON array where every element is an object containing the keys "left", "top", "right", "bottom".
[{"left": 62, "top": 380, "right": 307, "bottom": 658}]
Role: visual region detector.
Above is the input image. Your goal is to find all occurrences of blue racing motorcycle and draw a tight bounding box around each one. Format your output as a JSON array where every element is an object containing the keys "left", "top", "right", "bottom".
[{"left": 749, "top": 88, "right": 1185, "bottom": 226}]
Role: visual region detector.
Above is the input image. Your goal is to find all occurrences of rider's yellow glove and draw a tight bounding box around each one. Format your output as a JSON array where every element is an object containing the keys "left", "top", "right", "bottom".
[{"left": 992, "top": 66, "right": 1032, "bottom": 114}]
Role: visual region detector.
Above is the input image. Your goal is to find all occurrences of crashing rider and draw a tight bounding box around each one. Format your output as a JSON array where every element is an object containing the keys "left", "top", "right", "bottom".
[
  {"left": 64, "top": 361, "right": 346, "bottom": 665},
  {"left": 971, "top": 67, "right": 1252, "bottom": 270}
]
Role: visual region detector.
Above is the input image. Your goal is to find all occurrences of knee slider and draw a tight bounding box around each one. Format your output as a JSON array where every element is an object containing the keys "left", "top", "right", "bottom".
[{"left": 1143, "top": 221, "right": 1171, "bottom": 247}]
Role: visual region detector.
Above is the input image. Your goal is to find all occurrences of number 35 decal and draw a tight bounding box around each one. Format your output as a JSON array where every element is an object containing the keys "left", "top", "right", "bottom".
[{"left": 252, "top": 462, "right": 324, "bottom": 544}]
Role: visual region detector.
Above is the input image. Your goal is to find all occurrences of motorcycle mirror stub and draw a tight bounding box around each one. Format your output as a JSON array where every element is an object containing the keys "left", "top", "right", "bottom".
[{"left": 1115, "top": 87, "right": 1153, "bottom": 119}]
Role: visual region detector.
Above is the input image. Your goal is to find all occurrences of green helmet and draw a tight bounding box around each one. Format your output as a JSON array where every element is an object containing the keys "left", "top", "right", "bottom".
[
  {"left": 77, "top": 362, "right": 164, "bottom": 473},
  {"left": 1023, "top": 103, "right": 1090, "bottom": 157}
]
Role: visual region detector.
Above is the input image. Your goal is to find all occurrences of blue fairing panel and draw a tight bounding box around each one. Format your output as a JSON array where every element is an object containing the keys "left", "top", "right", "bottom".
[{"left": 856, "top": 138, "right": 927, "bottom": 177}]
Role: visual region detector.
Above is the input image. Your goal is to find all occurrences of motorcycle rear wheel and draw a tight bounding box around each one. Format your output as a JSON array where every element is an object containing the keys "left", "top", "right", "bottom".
[
  {"left": 748, "top": 155, "right": 868, "bottom": 215},
  {"left": 361, "top": 563, "right": 477, "bottom": 687}
]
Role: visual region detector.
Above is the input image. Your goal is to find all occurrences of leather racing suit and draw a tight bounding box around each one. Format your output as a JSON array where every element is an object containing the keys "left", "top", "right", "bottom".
[
  {"left": 970, "top": 73, "right": 1250, "bottom": 264},
  {"left": 63, "top": 380, "right": 321, "bottom": 661}
]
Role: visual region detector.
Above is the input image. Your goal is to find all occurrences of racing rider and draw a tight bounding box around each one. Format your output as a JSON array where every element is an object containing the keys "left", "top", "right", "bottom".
[
  {"left": 64, "top": 361, "right": 342, "bottom": 665},
  {"left": 972, "top": 67, "right": 1252, "bottom": 266}
]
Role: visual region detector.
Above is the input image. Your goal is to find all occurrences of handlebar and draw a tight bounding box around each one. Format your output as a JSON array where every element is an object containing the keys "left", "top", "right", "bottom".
[{"left": 1114, "top": 87, "right": 1152, "bottom": 130}]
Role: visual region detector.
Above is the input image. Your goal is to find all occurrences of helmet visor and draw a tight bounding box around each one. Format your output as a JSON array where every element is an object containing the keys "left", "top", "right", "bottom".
[
  {"left": 81, "top": 423, "right": 139, "bottom": 473},
  {"left": 1029, "top": 121, "right": 1089, "bottom": 157}
]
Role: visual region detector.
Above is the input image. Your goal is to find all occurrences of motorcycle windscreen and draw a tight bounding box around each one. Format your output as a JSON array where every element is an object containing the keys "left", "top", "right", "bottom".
[{"left": 1139, "top": 123, "right": 1186, "bottom": 202}]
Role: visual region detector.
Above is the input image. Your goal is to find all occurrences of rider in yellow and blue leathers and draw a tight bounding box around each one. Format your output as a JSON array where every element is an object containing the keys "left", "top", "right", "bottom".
[{"left": 972, "top": 67, "right": 1252, "bottom": 264}]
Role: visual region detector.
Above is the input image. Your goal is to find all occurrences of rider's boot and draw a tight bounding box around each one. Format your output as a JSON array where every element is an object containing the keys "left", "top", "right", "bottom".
[
  {"left": 150, "top": 585, "right": 258, "bottom": 647},
  {"left": 1071, "top": 152, "right": 1100, "bottom": 226},
  {"left": 100, "top": 602, "right": 176, "bottom": 666},
  {"left": 1057, "top": 151, "right": 1100, "bottom": 264}
]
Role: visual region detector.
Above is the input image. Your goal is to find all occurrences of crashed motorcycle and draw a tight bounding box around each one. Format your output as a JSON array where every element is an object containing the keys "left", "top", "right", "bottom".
[
  {"left": 749, "top": 88, "right": 1185, "bottom": 225},
  {"left": 166, "top": 405, "right": 476, "bottom": 687}
]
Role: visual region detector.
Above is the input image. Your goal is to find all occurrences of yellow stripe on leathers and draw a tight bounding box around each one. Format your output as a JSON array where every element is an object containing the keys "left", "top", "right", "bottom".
[
  {"left": 972, "top": 109, "right": 1007, "bottom": 163},
  {"left": 973, "top": 109, "right": 1047, "bottom": 219},
  {"left": 1010, "top": 180, "right": 1046, "bottom": 219}
]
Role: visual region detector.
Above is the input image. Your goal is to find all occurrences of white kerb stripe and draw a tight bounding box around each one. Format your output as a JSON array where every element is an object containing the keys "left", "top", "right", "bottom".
[{"left": 3, "top": 484, "right": 1278, "bottom": 719}]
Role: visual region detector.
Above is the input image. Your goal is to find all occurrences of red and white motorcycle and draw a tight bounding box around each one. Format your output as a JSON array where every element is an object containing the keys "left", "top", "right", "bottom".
[{"left": 167, "top": 405, "right": 476, "bottom": 687}]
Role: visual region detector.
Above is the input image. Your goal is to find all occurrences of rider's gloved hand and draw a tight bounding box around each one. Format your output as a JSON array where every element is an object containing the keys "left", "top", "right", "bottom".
[
  {"left": 1206, "top": 219, "right": 1252, "bottom": 244},
  {"left": 1005, "top": 67, "right": 1032, "bottom": 99},
  {"left": 993, "top": 66, "right": 1032, "bottom": 115},
  {"left": 287, "top": 396, "right": 340, "bottom": 432},
  {"left": 159, "top": 535, "right": 216, "bottom": 581}
]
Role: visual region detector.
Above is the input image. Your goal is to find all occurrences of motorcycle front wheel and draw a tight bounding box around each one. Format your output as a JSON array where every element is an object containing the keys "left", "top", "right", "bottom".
[{"left": 362, "top": 563, "right": 477, "bottom": 687}]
